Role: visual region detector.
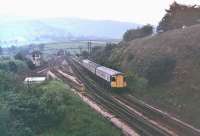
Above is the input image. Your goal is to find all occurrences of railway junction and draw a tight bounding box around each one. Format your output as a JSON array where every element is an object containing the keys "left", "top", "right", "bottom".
[{"left": 31, "top": 55, "right": 200, "bottom": 136}]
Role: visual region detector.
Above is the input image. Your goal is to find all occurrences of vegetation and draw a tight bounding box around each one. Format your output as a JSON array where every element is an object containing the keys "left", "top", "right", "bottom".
[
  {"left": 80, "top": 50, "right": 89, "bottom": 58},
  {"left": 145, "top": 56, "right": 176, "bottom": 86},
  {"left": 0, "top": 58, "right": 28, "bottom": 73},
  {"left": 38, "top": 44, "right": 45, "bottom": 51},
  {"left": 157, "top": 1, "right": 200, "bottom": 32},
  {"left": 43, "top": 41, "right": 107, "bottom": 55},
  {"left": 92, "top": 17, "right": 200, "bottom": 128},
  {"left": 91, "top": 43, "right": 117, "bottom": 68},
  {"left": 0, "top": 70, "right": 121, "bottom": 136},
  {"left": 40, "top": 82, "right": 121, "bottom": 136},
  {"left": 15, "top": 52, "right": 36, "bottom": 70},
  {"left": 0, "top": 46, "right": 3, "bottom": 55},
  {"left": 125, "top": 71, "right": 147, "bottom": 91},
  {"left": 123, "top": 24, "right": 153, "bottom": 42}
]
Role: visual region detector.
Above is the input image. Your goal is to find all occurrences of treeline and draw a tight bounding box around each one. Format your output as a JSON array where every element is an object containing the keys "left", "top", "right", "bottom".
[
  {"left": 123, "top": 24, "right": 153, "bottom": 42},
  {"left": 122, "top": 1, "right": 200, "bottom": 42},
  {"left": 0, "top": 57, "right": 29, "bottom": 73},
  {"left": 157, "top": 1, "right": 200, "bottom": 32}
]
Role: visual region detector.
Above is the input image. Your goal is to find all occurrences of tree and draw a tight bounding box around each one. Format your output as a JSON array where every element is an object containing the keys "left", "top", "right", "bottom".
[
  {"left": 38, "top": 44, "right": 45, "bottom": 51},
  {"left": 8, "top": 61, "right": 18, "bottom": 73},
  {"left": 15, "top": 52, "right": 35, "bottom": 70},
  {"left": 157, "top": 2, "right": 200, "bottom": 32},
  {"left": 9, "top": 45, "right": 17, "bottom": 54},
  {"left": 81, "top": 51, "right": 89, "bottom": 58},
  {"left": 123, "top": 24, "right": 153, "bottom": 41},
  {"left": 15, "top": 52, "right": 25, "bottom": 61},
  {"left": 0, "top": 46, "right": 2, "bottom": 55}
]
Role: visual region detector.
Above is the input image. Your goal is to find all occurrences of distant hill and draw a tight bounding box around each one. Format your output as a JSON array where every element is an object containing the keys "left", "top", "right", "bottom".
[{"left": 0, "top": 17, "right": 139, "bottom": 47}]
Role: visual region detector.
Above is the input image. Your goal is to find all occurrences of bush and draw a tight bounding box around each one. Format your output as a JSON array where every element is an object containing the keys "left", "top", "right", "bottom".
[
  {"left": 0, "top": 71, "right": 19, "bottom": 93},
  {"left": 14, "top": 52, "right": 25, "bottom": 61},
  {"left": 123, "top": 24, "right": 153, "bottom": 41},
  {"left": 145, "top": 56, "right": 176, "bottom": 86},
  {"left": 15, "top": 52, "right": 35, "bottom": 70},
  {"left": 9, "top": 120, "right": 35, "bottom": 136},
  {"left": 0, "top": 71, "right": 121, "bottom": 136},
  {"left": 92, "top": 43, "right": 116, "bottom": 66},
  {"left": 0, "top": 59, "right": 28, "bottom": 73},
  {"left": 81, "top": 51, "right": 89, "bottom": 58},
  {"left": 8, "top": 61, "right": 18, "bottom": 73},
  {"left": 126, "top": 71, "right": 147, "bottom": 90},
  {"left": 8, "top": 81, "right": 69, "bottom": 133},
  {"left": 0, "top": 106, "right": 9, "bottom": 136}
]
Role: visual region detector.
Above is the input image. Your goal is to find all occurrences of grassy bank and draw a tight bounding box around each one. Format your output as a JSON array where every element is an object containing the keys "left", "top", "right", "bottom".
[
  {"left": 91, "top": 25, "right": 200, "bottom": 128},
  {"left": 40, "top": 81, "right": 122, "bottom": 136},
  {"left": 0, "top": 71, "right": 121, "bottom": 136}
]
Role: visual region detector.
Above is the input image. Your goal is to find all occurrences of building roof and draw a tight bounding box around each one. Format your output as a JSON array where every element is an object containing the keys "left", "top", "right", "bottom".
[{"left": 24, "top": 77, "right": 46, "bottom": 82}]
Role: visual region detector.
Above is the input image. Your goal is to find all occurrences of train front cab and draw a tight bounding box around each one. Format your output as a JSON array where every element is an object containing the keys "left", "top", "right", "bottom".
[{"left": 111, "top": 74, "right": 127, "bottom": 88}]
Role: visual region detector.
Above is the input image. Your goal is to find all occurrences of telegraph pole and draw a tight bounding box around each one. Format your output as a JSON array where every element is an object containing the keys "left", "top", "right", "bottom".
[{"left": 88, "top": 41, "right": 92, "bottom": 56}]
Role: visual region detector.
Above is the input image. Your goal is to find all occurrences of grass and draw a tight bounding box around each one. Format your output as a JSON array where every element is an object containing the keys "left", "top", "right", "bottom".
[{"left": 43, "top": 41, "right": 106, "bottom": 54}]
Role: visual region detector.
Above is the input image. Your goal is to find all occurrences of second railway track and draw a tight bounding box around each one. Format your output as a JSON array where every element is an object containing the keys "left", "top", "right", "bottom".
[
  {"left": 52, "top": 57, "right": 200, "bottom": 136},
  {"left": 68, "top": 58, "right": 174, "bottom": 136}
]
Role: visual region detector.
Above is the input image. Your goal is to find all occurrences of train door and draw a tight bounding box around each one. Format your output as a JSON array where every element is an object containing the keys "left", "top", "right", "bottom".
[
  {"left": 111, "top": 76, "right": 117, "bottom": 87},
  {"left": 116, "top": 75, "right": 124, "bottom": 88}
]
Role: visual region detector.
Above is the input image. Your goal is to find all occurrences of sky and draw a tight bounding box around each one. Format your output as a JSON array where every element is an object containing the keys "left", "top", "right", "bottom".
[{"left": 0, "top": 0, "right": 200, "bottom": 25}]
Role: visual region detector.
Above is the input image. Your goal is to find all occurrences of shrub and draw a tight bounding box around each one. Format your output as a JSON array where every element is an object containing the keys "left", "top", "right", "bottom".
[
  {"left": 14, "top": 52, "right": 25, "bottom": 61},
  {"left": 0, "top": 59, "right": 28, "bottom": 73},
  {"left": 145, "top": 56, "right": 176, "bottom": 86},
  {"left": 15, "top": 52, "right": 35, "bottom": 70},
  {"left": 8, "top": 81, "right": 69, "bottom": 133},
  {"left": 0, "top": 106, "right": 9, "bottom": 136},
  {"left": 0, "top": 71, "right": 19, "bottom": 93},
  {"left": 123, "top": 24, "right": 153, "bottom": 41},
  {"left": 92, "top": 43, "right": 116, "bottom": 66},
  {"left": 126, "top": 71, "right": 147, "bottom": 90},
  {"left": 8, "top": 61, "right": 18, "bottom": 73},
  {"left": 9, "top": 120, "right": 35, "bottom": 136}
]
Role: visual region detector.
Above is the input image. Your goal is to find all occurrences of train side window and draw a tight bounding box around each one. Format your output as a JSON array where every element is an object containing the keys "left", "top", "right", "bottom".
[{"left": 111, "top": 76, "right": 116, "bottom": 82}]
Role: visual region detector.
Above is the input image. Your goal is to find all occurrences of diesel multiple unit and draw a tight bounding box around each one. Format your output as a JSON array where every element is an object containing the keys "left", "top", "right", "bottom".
[{"left": 73, "top": 58, "right": 127, "bottom": 88}]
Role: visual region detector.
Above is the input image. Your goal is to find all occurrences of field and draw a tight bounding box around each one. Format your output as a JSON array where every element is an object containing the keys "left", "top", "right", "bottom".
[{"left": 43, "top": 41, "right": 108, "bottom": 54}]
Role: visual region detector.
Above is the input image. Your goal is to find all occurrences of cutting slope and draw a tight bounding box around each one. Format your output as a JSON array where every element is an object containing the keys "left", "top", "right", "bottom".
[
  {"left": 107, "top": 24, "right": 200, "bottom": 128},
  {"left": 121, "top": 24, "right": 200, "bottom": 91}
]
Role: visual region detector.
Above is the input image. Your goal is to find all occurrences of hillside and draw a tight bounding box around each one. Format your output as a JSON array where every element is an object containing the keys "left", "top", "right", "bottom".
[
  {"left": 93, "top": 24, "right": 200, "bottom": 128},
  {"left": 121, "top": 24, "right": 200, "bottom": 91},
  {"left": 0, "top": 17, "right": 139, "bottom": 47}
]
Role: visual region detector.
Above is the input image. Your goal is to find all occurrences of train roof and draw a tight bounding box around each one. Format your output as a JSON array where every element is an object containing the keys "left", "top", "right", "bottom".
[
  {"left": 83, "top": 59, "right": 101, "bottom": 67},
  {"left": 82, "top": 59, "right": 122, "bottom": 76},
  {"left": 97, "top": 66, "right": 121, "bottom": 76},
  {"left": 82, "top": 59, "right": 90, "bottom": 63}
]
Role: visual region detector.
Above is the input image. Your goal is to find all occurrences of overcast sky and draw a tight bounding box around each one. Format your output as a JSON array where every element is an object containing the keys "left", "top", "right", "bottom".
[{"left": 0, "top": 0, "right": 200, "bottom": 25}]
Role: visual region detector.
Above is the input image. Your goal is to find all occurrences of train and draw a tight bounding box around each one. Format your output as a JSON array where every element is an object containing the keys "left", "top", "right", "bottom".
[{"left": 73, "top": 57, "right": 127, "bottom": 88}]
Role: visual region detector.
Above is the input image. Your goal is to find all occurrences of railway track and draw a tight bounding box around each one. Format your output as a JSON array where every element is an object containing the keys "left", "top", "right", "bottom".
[
  {"left": 68, "top": 58, "right": 173, "bottom": 136},
  {"left": 52, "top": 57, "right": 200, "bottom": 136},
  {"left": 113, "top": 94, "right": 200, "bottom": 136}
]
